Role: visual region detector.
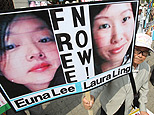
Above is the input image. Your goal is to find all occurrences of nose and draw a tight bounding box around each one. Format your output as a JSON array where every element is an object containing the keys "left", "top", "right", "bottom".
[
  {"left": 26, "top": 44, "right": 45, "bottom": 61},
  {"left": 137, "top": 52, "right": 143, "bottom": 57},
  {"left": 111, "top": 24, "right": 123, "bottom": 44}
]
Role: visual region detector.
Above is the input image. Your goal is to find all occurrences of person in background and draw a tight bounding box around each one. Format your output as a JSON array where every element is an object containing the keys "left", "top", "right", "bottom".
[
  {"left": 40, "top": 1, "right": 47, "bottom": 6},
  {"left": 149, "top": 8, "right": 154, "bottom": 22},
  {"left": 29, "top": 1, "right": 36, "bottom": 7},
  {"left": 137, "top": 6, "right": 144, "bottom": 33},
  {"left": 83, "top": 33, "right": 153, "bottom": 115}
]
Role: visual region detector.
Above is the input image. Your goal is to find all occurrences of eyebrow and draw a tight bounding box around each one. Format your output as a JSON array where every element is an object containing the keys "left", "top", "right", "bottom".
[
  {"left": 95, "top": 9, "right": 133, "bottom": 20},
  {"left": 7, "top": 25, "right": 49, "bottom": 36}
]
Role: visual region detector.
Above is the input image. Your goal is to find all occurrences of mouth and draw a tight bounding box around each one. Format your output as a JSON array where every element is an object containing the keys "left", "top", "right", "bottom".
[
  {"left": 29, "top": 62, "right": 51, "bottom": 73},
  {"left": 109, "top": 44, "right": 125, "bottom": 54}
]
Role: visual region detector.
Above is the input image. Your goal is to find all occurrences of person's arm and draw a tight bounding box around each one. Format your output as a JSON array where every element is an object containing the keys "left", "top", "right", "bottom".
[
  {"left": 150, "top": 67, "right": 154, "bottom": 85},
  {"left": 90, "top": 85, "right": 105, "bottom": 99},
  {"left": 138, "top": 70, "right": 149, "bottom": 114}
]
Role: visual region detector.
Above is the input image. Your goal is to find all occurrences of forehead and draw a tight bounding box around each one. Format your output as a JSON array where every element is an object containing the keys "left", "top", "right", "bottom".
[
  {"left": 135, "top": 46, "right": 149, "bottom": 51},
  {"left": 8, "top": 16, "right": 46, "bottom": 35},
  {"left": 97, "top": 3, "right": 132, "bottom": 16}
]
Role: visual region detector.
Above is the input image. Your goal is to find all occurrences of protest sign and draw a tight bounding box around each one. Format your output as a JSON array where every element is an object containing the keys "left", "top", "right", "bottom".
[{"left": 0, "top": 0, "right": 138, "bottom": 112}]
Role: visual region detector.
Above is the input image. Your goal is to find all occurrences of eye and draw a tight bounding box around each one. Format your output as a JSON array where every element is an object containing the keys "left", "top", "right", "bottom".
[
  {"left": 5, "top": 44, "right": 16, "bottom": 50},
  {"left": 39, "top": 37, "right": 55, "bottom": 43},
  {"left": 122, "top": 16, "right": 130, "bottom": 23},
  {"left": 135, "top": 48, "right": 139, "bottom": 51},
  {"left": 99, "top": 24, "right": 110, "bottom": 29}
]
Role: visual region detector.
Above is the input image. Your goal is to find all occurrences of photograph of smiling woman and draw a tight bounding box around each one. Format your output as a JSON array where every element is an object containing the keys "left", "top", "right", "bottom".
[
  {"left": 0, "top": 11, "right": 66, "bottom": 98},
  {"left": 89, "top": 1, "right": 137, "bottom": 75}
]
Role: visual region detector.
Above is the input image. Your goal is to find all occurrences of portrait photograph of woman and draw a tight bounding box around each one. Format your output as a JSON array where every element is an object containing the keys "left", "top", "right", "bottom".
[
  {"left": 0, "top": 10, "right": 66, "bottom": 98},
  {"left": 89, "top": 1, "right": 137, "bottom": 75}
]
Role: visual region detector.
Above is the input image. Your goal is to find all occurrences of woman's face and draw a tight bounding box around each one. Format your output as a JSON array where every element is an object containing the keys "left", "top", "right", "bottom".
[
  {"left": 0, "top": 16, "right": 60, "bottom": 87},
  {"left": 93, "top": 3, "right": 134, "bottom": 62}
]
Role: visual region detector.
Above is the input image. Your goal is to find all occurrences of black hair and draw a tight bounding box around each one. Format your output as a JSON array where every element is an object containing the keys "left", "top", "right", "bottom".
[{"left": 0, "top": 14, "right": 13, "bottom": 57}]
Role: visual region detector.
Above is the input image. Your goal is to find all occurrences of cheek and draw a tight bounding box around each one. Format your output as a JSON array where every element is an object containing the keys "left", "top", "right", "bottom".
[
  {"left": 46, "top": 49, "right": 60, "bottom": 63},
  {"left": 134, "top": 55, "right": 146, "bottom": 64},
  {"left": 125, "top": 35, "right": 132, "bottom": 45},
  {"left": 133, "top": 56, "right": 140, "bottom": 65},
  {"left": 2, "top": 62, "right": 20, "bottom": 81},
  {"left": 0, "top": 55, "right": 12, "bottom": 73},
  {"left": 51, "top": 51, "right": 60, "bottom": 60},
  {"left": 94, "top": 33, "right": 109, "bottom": 48},
  {"left": 5, "top": 59, "right": 20, "bottom": 72},
  {"left": 124, "top": 30, "right": 133, "bottom": 43},
  {"left": 0, "top": 57, "right": 5, "bottom": 71},
  {"left": 2, "top": 52, "right": 26, "bottom": 78},
  {"left": 126, "top": 20, "right": 134, "bottom": 37},
  {"left": 40, "top": 43, "right": 58, "bottom": 52},
  {"left": 0, "top": 62, "right": 6, "bottom": 78},
  {"left": 93, "top": 25, "right": 110, "bottom": 48}
]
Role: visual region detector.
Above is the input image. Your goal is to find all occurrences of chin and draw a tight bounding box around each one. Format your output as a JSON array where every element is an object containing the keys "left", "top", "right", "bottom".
[{"left": 112, "top": 56, "right": 123, "bottom": 62}]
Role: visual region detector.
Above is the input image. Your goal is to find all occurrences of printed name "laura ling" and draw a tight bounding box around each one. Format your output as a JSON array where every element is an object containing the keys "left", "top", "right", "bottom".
[
  {"left": 14, "top": 85, "right": 75, "bottom": 108},
  {"left": 83, "top": 66, "right": 130, "bottom": 89}
]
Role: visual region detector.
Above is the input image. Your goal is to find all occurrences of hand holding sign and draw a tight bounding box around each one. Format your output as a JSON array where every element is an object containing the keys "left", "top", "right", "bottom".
[{"left": 83, "top": 91, "right": 94, "bottom": 110}]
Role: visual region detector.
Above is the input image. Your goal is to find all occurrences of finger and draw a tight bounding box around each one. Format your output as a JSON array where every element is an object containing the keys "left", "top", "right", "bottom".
[
  {"left": 89, "top": 101, "right": 93, "bottom": 107},
  {"left": 83, "top": 97, "right": 90, "bottom": 104},
  {"left": 83, "top": 104, "right": 91, "bottom": 110}
]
